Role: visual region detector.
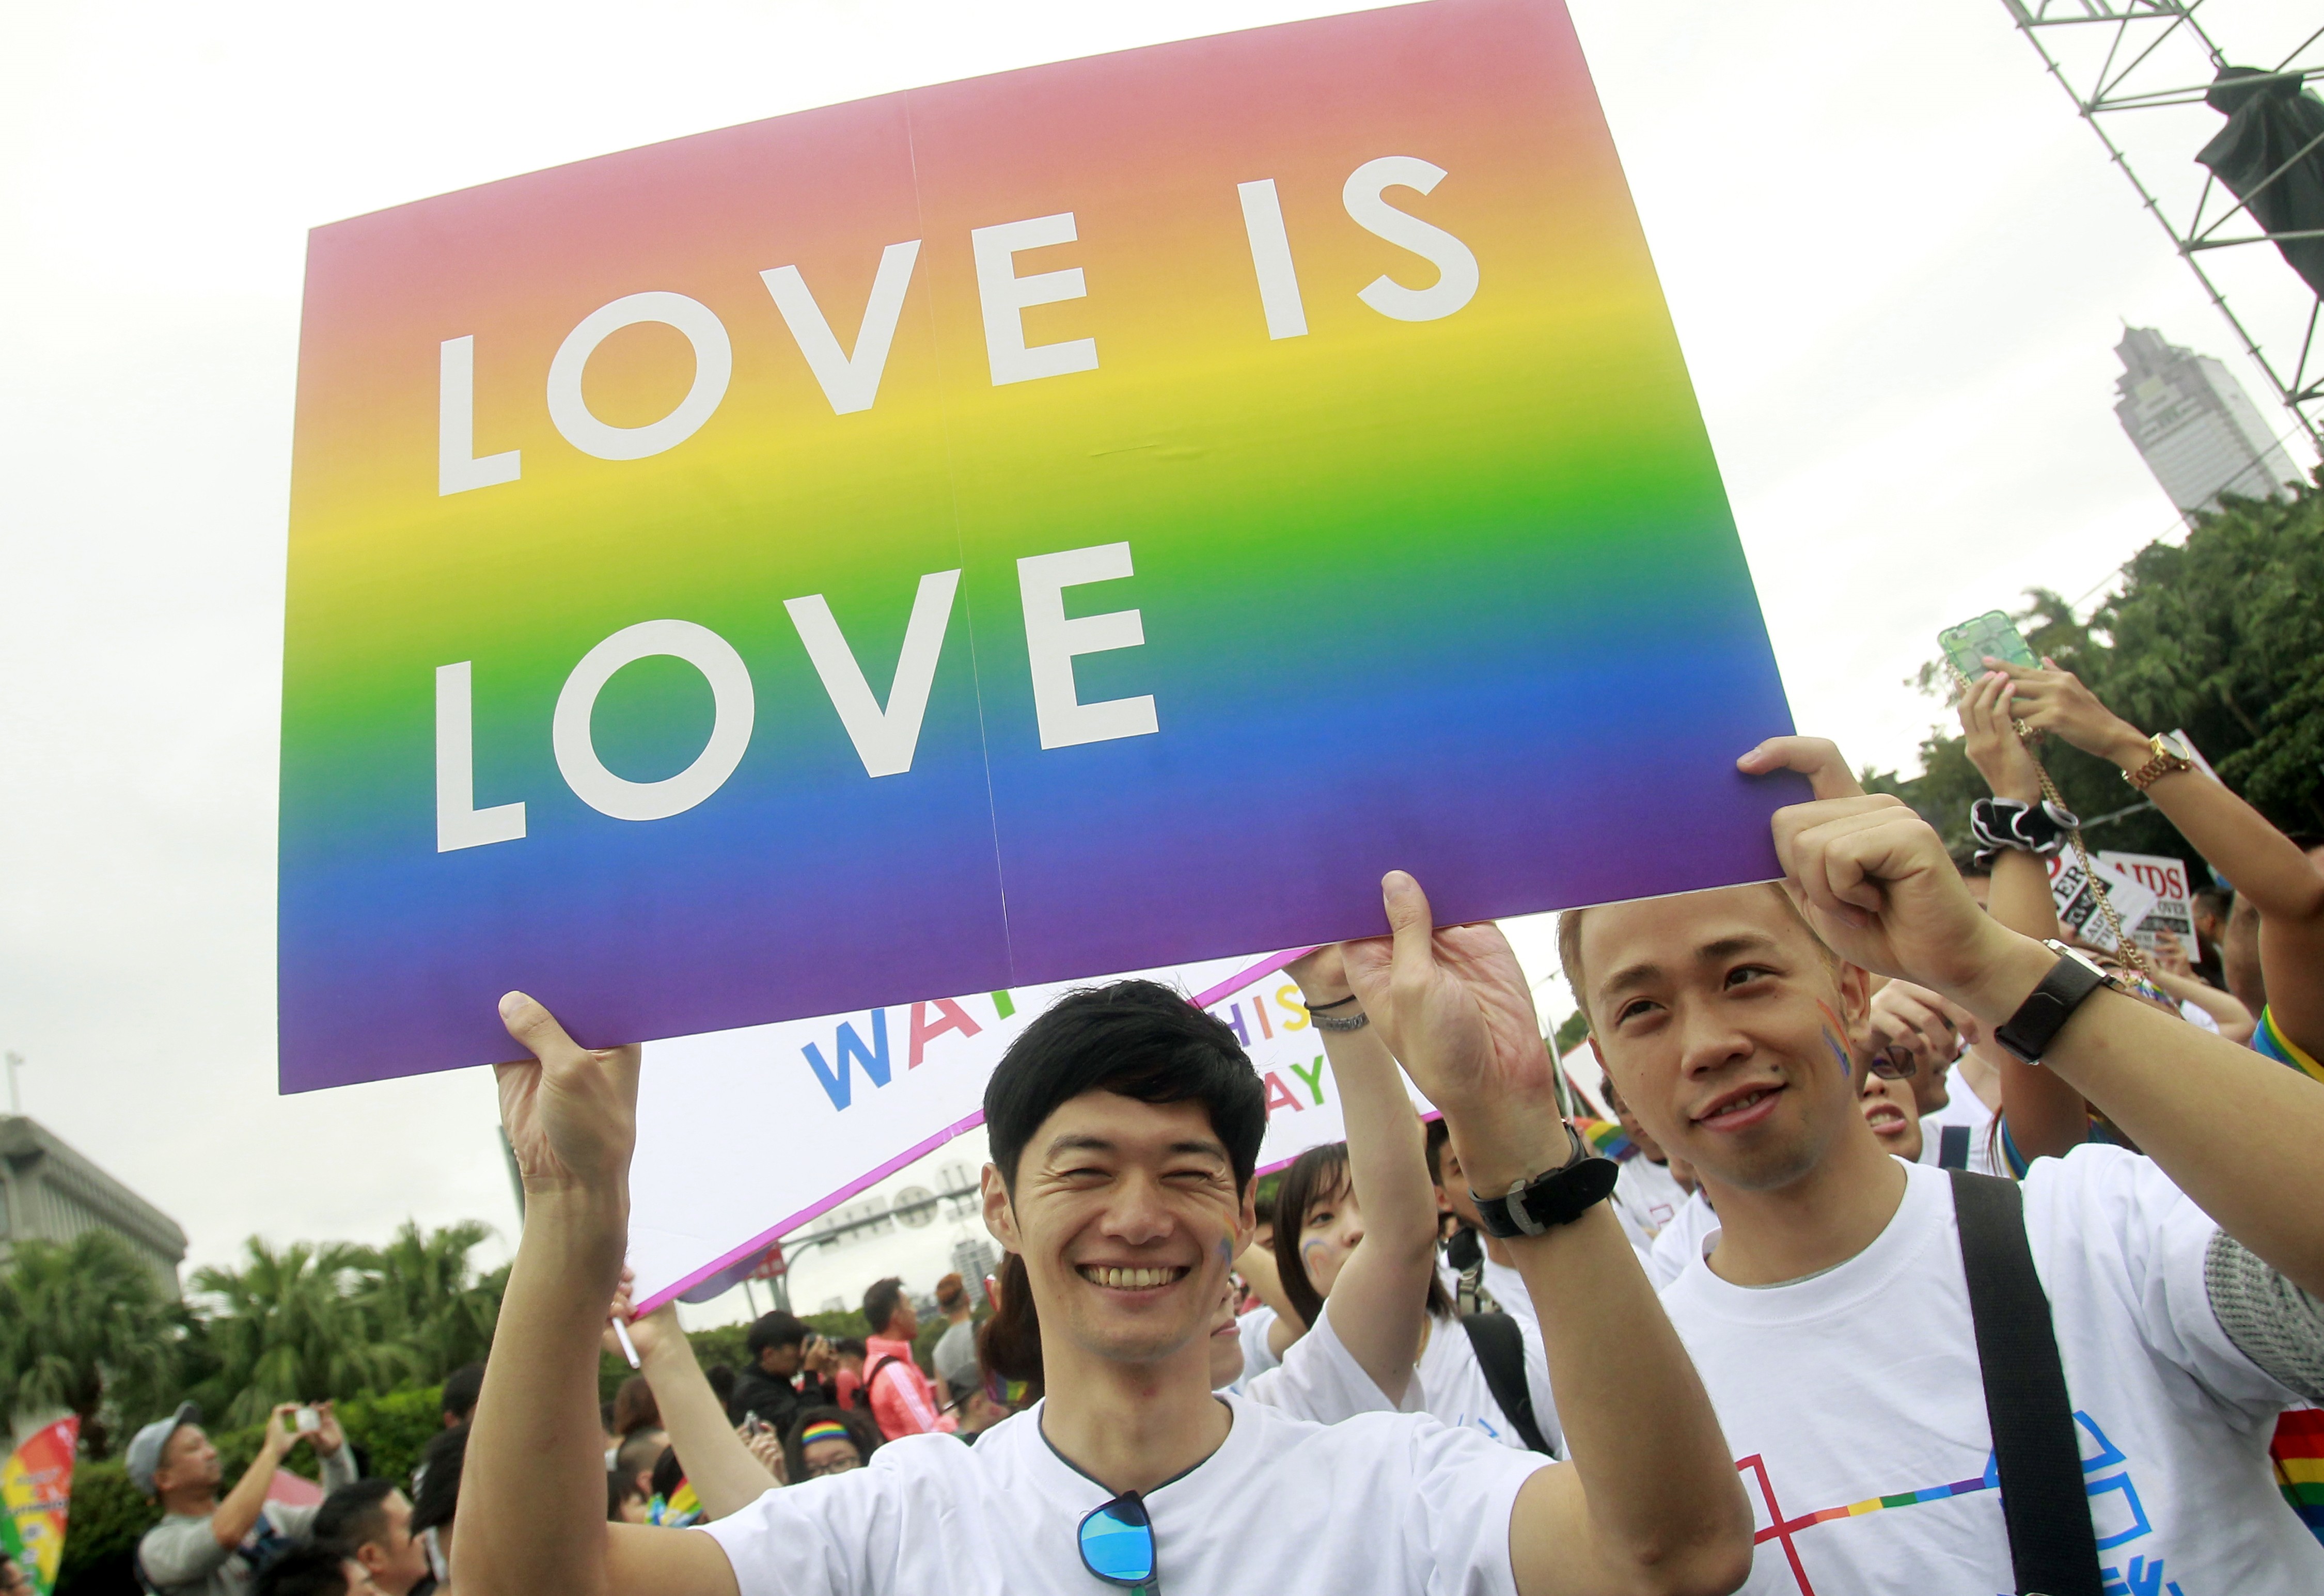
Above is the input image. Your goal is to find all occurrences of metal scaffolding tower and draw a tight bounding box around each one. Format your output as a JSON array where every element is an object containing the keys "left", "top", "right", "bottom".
[{"left": 2002, "top": 3, "right": 2324, "bottom": 456}]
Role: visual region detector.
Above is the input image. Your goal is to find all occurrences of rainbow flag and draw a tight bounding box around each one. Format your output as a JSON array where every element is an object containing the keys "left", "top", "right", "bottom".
[
  {"left": 2, "top": 1417, "right": 80, "bottom": 1595},
  {"left": 2255, "top": 1006, "right": 2324, "bottom": 1086},
  {"left": 1577, "top": 1117, "right": 1638, "bottom": 1163},
  {"left": 2273, "top": 1407, "right": 2324, "bottom": 1542},
  {"left": 648, "top": 1478, "right": 702, "bottom": 1528}
]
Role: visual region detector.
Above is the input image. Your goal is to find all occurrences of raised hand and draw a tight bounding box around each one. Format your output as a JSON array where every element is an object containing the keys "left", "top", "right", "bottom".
[
  {"left": 1283, "top": 944, "right": 1351, "bottom": 1006},
  {"left": 603, "top": 1267, "right": 683, "bottom": 1363},
  {"left": 1735, "top": 735, "right": 1866, "bottom": 800},
  {"left": 311, "top": 1400, "right": 344, "bottom": 1456},
  {"left": 1341, "top": 872, "right": 1563, "bottom": 1190},
  {"left": 496, "top": 992, "right": 641, "bottom": 1199},
  {"left": 1957, "top": 672, "right": 2042, "bottom": 803},
  {"left": 1866, "top": 979, "right": 1979, "bottom": 1076},
  {"left": 1982, "top": 657, "right": 2148, "bottom": 767}
]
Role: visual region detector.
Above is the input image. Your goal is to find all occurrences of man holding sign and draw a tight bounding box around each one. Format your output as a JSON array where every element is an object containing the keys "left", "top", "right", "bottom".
[{"left": 458, "top": 863, "right": 1753, "bottom": 1596}]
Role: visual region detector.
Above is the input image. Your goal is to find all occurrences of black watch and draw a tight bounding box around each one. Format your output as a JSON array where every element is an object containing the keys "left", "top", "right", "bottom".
[
  {"left": 1470, "top": 1122, "right": 1620, "bottom": 1238},
  {"left": 1992, "top": 940, "right": 2114, "bottom": 1065}
]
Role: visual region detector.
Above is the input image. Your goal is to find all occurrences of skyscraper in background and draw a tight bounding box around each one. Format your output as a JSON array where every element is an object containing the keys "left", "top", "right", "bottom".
[{"left": 2114, "top": 326, "right": 2301, "bottom": 523}]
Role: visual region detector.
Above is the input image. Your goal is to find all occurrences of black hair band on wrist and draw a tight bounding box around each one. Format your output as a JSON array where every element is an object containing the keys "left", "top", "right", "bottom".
[{"left": 1305, "top": 993, "right": 1360, "bottom": 1012}]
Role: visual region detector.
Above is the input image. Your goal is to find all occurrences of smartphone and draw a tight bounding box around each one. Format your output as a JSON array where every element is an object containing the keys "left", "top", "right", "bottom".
[
  {"left": 1937, "top": 611, "right": 2037, "bottom": 683},
  {"left": 293, "top": 1406, "right": 320, "bottom": 1434}
]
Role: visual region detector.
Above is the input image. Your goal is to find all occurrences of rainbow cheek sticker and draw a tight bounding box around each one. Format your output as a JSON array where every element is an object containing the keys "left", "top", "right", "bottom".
[{"left": 278, "top": 0, "right": 1800, "bottom": 1092}]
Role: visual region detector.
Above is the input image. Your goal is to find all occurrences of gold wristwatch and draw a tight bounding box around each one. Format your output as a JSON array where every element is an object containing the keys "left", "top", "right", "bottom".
[{"left": 2125, "top": 732, "right": 2195, "bottom": 792}]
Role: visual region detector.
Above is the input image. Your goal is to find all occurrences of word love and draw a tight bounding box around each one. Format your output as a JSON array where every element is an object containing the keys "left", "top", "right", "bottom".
[
  {"left": 435, "top": 540, "right": 1153, "bottom": 850},
  {"left": 437, "top": 155, "right": 1478, "bottom": 494}
]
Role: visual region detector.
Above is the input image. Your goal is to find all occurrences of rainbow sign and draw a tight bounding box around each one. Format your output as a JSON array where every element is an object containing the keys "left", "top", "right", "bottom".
[{"left": 280, "top": 0, "right": 1799, "bottom": 1089}]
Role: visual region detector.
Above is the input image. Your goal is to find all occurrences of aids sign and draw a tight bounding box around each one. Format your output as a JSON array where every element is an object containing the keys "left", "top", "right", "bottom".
[{"left": 279, "top": 0, "right": 1798, "bottom": 1089}]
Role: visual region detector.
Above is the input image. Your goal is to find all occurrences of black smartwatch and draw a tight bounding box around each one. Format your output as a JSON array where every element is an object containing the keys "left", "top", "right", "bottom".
[
  {"left": 1470, "top": 1122, "right": 1620, "bottom": 1238},
  {"left": 1992, "top": 940, "right": 2114, "bottom": 1065}
]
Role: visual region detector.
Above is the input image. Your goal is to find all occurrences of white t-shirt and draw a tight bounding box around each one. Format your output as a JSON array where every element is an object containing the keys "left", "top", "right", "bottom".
[
  {"left": 703, "top": 1390, "right": 1550, "bottom": 1596},
  {"left": 1247, "top": 1297, "right": 1562, "bottom": 1455},
  {"left": 1242, "top": 1300, "right": 1395, "bottom": 1419},
  {"left": 1915, "top": 1069, "right": 2000, "bottom": 1175},
  {"left": 1411, "top": 1306, "right": 1564, "bottom": 1457},
  {"left": 1608, "top": 1153, "right": 1688, "bottom": 1249},
  {"left": 1646, "top": 1191, "right": 1720, "bottom": 1289},
  {"left": 1233, "top": 1304, "right": 1281, "bottom": 1389},
  {"left": 1658, "top": 1149, "right": 2320, "bottom": 1595}
]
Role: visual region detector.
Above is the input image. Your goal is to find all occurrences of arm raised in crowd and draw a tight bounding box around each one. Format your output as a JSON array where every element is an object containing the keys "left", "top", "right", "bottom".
[
  {"left": 604, "top": 1274, "right": 779, "bottom": 1520},
  {"left": 466, "top": 997, "right": 736, "bottom": 1596},
  {"left": 1281, "top": 946, "right": 1441, "bottom": 1401},
  {"left": 1993, "top": 657, "right": 2324, "bottom": 1057},
  {"left": 1956, "top": 672, "right": 2090, "bottom": 1159},
  {"left": 1756, "top": 738, "right": 2324, "bottom": 1298},
  {"left": 1345, "top": 879, "right": 1750, "bottom": 1596}
]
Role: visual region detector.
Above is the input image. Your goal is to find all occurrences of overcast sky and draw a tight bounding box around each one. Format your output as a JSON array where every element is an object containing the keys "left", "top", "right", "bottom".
[{"left": 3, "top": 0, "right": 2317, "bottom": 1305}]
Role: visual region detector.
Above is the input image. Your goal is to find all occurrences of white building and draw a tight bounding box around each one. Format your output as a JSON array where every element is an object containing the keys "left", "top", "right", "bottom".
[
  {"left": 2113, "top": 327, "right": 2301, "bottom": 523},
  {"left": 0, "top": 1115, "right": 187, "bottom": 1296}
]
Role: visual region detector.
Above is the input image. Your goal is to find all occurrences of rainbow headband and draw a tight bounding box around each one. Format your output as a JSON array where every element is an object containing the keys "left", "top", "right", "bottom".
[{"left": 797, "top": 1421, "right": 851, "bottom": 1446}]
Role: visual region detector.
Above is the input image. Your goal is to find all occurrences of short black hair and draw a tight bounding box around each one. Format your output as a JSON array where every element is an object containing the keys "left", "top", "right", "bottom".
[
  {"left": 650, "top": 1445, "right": 686, "bottom": 1502},
  {"left": 1423, "top": 1116, "right": 1452, "bottom": 1187},
  {"left": 254, "top": 1544, "right": 356, "bottom": 1596},
  {"left": 862, "top": 1277, "right": 906, "bottom": 1335},
  {"left": 409, "top": 1424, "right": 467, "bottom": 1535},
  {"left": 982, "top": 979, "right": 1266, "bottom": 1193},
  {"left": 833, "top": 1336, "right": 867, "bottom": 1360},
  {"left": 615, "top": 1428, "right": 667, "bottom": 1481},
  {"left": 312, "top": 1476, "right": 397, "bottom": 1554},
  {"left": 745, "top": 1311, "right": 810, "bottom": 1360},
  {"left": 705, "top": 1364, "right": 737, "bottom": 1408},
  {"left": 607, "top": 1468, "right": 645, "bottom": 1519},
  {"left": 441, "top": 1362, "right": 484, "bottom": 1424}
]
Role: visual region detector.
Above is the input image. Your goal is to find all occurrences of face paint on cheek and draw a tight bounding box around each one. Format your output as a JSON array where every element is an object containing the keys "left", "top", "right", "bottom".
[{"left": 1814, "top": 1001, "right": 1853, "bottom": 1079}]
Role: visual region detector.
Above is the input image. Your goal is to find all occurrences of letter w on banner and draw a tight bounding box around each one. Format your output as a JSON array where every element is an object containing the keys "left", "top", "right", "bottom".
[{"left": 627, "top": 951, "right": 1432, "bottom": 1313}]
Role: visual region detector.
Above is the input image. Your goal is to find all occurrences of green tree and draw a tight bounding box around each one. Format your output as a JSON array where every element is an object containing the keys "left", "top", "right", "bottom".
[
  {"left": 187, "top": 1239, "right": 417, "bottom": 1425},
  {"left": 0, "top": 1231, "right": 178, "bottom": 1458},
  {"left": 346, "top": 1219, "right": 507, "bottom": 1382},
  {"left": 1873, "top": 479, "right": 2324, "bottom": 866}
]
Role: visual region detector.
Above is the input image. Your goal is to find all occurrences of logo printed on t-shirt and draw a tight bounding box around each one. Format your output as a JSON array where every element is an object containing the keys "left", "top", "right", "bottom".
[{"left": 1736, "top": 1411, "right": 2183, "bottom": 1595}]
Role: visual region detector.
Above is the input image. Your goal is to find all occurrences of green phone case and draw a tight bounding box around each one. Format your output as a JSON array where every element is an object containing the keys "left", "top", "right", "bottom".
[{"left": 1938, "top": 611, "right": 2036, "bottom": 683}]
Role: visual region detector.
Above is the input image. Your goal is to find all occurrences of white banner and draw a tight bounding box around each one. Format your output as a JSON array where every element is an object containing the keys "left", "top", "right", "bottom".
[
  {"left": 2046, "top": 852, "right": 2159, "bottom": 954},
  {"left": 2099, "top": 850, "right": 2201, "bottom": 962},
  {"left": 626, "top": 951, "right": 1432, "bottom": 1312}
]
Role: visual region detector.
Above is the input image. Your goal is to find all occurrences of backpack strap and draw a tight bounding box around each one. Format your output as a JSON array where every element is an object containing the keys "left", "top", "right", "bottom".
[
  {"left": 1950, "top": 1168, "right": 2102, "bottom": 1596},
  {"left": 1939, "top": 1123, "right": 1972, "bottom": 1170},
  {"left": 1458, "top": 1311, "right": 1553, "bottom": 1455}
]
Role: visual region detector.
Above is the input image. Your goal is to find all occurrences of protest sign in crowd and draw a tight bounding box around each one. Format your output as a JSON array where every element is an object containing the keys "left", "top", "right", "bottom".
[{"left": 33, "top": 2, "right": 2324, "bottom": 1595}]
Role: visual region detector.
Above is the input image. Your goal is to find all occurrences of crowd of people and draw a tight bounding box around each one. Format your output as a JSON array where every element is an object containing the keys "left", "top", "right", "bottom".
[{"left": 116, "top": 656, "right": 2324, "bottom": 1593}]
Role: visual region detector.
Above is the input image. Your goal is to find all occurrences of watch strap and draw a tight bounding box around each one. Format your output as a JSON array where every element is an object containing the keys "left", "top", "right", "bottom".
[
  {"left": 1471, "top": 1122, "right": 1621, "bottom": 1238},
  {"left": 2125, "top": 735, "right": 2195, "bottom": 792},
  {"left": 1993, "top": 944, "right": 2110, "bottom": 1065}
]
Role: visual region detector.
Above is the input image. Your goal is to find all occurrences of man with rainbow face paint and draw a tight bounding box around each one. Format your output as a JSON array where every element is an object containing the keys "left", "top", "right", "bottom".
[
  {"left": 1565, "top": 735, "right": 2324, "bottom": 1596},
  {"left": 454, "top": 865, "right": 1757, "bottom": 1596}
]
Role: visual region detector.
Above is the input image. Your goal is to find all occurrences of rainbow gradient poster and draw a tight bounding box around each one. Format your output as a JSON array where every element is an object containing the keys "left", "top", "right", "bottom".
[{"left": 280, "top": 0, "right": 1800, "bottom": 1091}]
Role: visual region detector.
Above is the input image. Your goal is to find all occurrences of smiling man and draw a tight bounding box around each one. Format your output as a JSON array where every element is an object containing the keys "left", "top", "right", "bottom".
[
  {"left": 458, "top": 883, "right": 1751, "bottom": 1596},
  {"left": 1564, "top": 737, "right": 2324, "bottom": 1595}
]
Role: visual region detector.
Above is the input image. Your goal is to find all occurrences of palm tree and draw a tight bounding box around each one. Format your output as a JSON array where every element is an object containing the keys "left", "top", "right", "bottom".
[
  {"left": 190, "top": 1238, "right": 418, "bottom": 1425},
  {"left": 346, "top": 1220, "right": 507, "bottom": 1380},
  {"left": 0, "top": 1230, "right": 178, "bottom": 1458}
]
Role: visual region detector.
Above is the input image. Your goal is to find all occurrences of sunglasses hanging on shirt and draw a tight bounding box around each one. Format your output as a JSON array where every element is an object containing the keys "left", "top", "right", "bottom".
[{"left": 1078, "top": 1490, "right": 1158, "bottom": 1595}]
